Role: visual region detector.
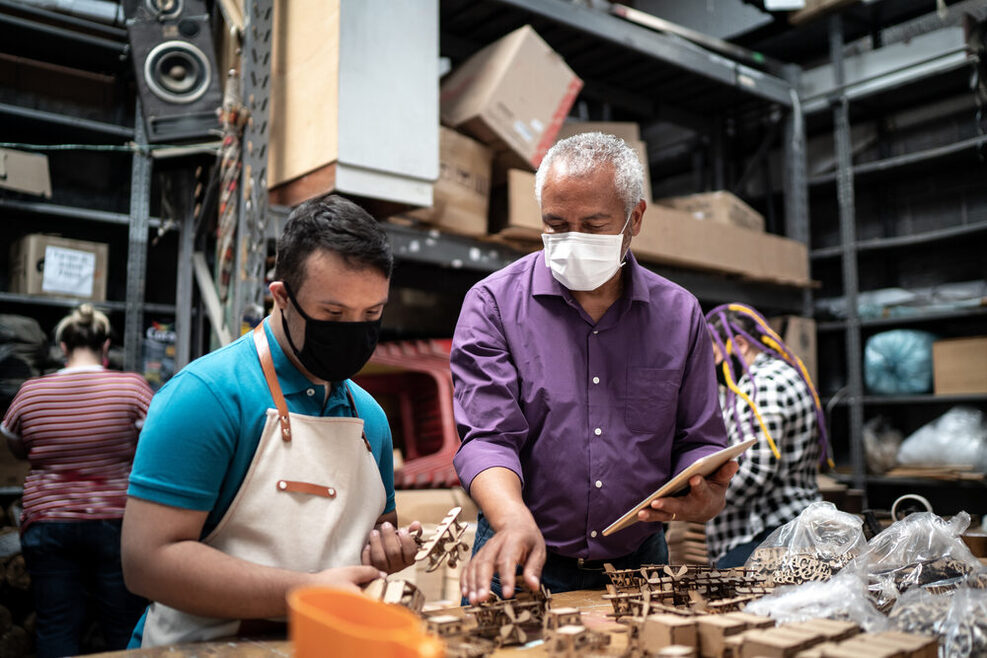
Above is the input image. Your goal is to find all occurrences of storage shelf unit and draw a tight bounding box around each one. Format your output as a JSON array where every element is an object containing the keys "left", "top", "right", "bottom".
[
  {"left": 825, "top": 392, "right": 987, "bottom": 407},
  {"left": 0, "top": 3, "right": 161, "bottom": 372},
  {"left": 437, "top": 0, "right": 809, "bottom": 314},
  {"left": 808, "top": 5, "right": 987, "bottom": 510},
  {"left": 818, "top": 307, "right": 987, "bottom": 332},
  {"left": 811, "top": 220, "right": 987, "bottom": 260}
]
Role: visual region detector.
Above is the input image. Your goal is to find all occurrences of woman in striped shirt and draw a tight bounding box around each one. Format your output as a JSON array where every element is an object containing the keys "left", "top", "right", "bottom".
[{"left": 1, "top": 304, "right": 153, "bottom": 657}]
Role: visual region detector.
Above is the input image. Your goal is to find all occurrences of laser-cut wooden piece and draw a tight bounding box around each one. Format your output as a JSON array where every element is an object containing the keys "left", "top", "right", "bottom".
[{"left": 414, "top": 506, "right": 470, "bottom": 572}]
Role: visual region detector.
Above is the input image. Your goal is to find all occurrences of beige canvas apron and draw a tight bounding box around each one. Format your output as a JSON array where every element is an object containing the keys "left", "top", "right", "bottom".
[{"left": 142, "top": 323, "right": 386, "bottom": 647}]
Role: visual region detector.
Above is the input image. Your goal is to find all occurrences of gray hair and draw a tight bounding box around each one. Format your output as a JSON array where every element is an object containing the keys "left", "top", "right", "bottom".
[{"left": 535, "top": 131, "right": 645, "bottom": 217}]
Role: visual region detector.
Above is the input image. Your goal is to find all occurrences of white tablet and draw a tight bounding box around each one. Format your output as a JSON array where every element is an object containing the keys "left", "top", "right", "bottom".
[{"left": 602, "top": 438, "right": 757, "bottom": 537}]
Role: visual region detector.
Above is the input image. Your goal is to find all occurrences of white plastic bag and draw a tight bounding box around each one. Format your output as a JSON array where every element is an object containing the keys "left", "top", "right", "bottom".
[
  {"left": 941, "top": 586, "right": 987, "bottom": 658},
  {"left": 897, "top": 406, "right": 987, "bottom": 471},
  {"left": 849, "top": 511, "right": 982, "bottom": 609},
  {"left": 744, "top": 571, "right": 887, "bottom": 632}
]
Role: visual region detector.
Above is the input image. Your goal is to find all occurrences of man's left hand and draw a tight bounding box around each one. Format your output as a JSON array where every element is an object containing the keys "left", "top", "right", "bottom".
[
  {"left": 637, "top": 460, "right": 739, "bottom": 524},
  {"left": 361, "top": 520, "right": 422, "bottom": 574}
]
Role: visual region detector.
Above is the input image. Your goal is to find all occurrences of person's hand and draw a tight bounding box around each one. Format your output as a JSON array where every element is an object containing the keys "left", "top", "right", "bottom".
[
  {"left": 361, "top": 520, "right": 423, "bottom": 574},
  {"left": 637, "top": 460, "right": 740, "bottom": 524},
  {"left": 310, "top": 564, "right": 384, "bottom": 592},
  {"left": 461, "top": 516, "right": 545, "bottom": 604}
]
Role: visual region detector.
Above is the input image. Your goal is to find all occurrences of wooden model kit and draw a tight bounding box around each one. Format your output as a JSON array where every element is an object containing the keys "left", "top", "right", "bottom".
[
  {"left": 424, "top": 614, "right": 495, "bottom": 658},
  {"left": 362, "top": 577, "right": 425, "bottom": 614},
  {"left": 603, "top": 563, "right": 774, "bottom": 617},
  {"left": 414, "top": 505, "right": 471, "bottom": 572},
  {"left": 463, "top": 584, "right": 552, "bottom": 646},
  {"left": 747, "top": 547, "right": 858, "bottom": 587}
]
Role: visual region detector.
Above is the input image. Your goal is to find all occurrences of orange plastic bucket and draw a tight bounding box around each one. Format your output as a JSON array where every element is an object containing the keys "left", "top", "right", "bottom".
[{"left": 289, "top": 587, "right": 444, "bottom": 658}]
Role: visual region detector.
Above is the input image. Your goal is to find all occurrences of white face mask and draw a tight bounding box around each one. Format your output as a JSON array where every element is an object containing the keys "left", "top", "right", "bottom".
[{"left": 541, "top": 215, "right": 631, "bottom": 291}]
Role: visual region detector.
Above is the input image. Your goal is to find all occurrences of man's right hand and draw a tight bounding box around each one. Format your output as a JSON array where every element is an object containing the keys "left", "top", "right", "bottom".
[
  {"left": 461, "top": 466, "right": 548, "bottom": 604},
  {"left": 462, "top": 515, "right": 546, "bottom": 604},
  {"left": 311, "top": 564, "right": 384, "bottom": 592}
]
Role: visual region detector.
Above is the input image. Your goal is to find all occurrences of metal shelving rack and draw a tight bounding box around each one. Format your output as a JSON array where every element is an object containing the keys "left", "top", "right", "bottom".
[
  {"left": 0, "top": 2, "right": 173, "bottom": 372},
  {"left": 421, "top": 0, "right": 812, "bottom": 314},
  {"left": 808, "top": 6, "right": 987, "bottom": 507}
]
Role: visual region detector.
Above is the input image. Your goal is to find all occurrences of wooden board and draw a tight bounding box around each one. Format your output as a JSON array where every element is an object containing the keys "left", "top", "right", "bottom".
[{"left": 603, "top": 439, "right": 757, "bottom": 537}]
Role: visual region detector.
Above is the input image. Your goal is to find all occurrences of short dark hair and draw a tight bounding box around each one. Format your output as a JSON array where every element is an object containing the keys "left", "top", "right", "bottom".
[{"left": 274, "top": 194, "right": 393, "bottom": 293}]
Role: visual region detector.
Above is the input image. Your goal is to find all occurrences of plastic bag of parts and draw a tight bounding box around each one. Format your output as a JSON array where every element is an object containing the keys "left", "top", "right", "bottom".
[
  {"left": 941, "top": 586, "right": 987, "bottom": 658},
  {"left": 744, "top": 502, "right": 867, "bottom": 586},
  {"left": 863, "top": 329, "right": 936, "bottom": 395},
  {"left": 849, "top": 511, "right": 982, "bottom": 610},
  {"left": 863, "top": 416, "right": 903, "bottom": 474},
  {"left": 886, "top": 586, "right": 953, "bottom": 637},
  {"left": 744, "top": 570, "right": 887, "bottom": 632},
  {"left": 897, "top": 406, "right": 987, "bottom": 472}
]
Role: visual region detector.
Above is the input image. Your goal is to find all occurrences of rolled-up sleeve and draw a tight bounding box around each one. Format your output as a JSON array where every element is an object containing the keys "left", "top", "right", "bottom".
[
  {"left": 671, "top": 303, "right": 729, "bottom": 474},
  {"left": 450, "top": 286, "right": 530, "bottom": 492}
]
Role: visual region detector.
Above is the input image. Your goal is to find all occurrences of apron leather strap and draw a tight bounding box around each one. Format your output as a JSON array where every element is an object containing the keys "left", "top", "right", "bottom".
[{"left": 252, "top": 324, "right": 292, "bottom": 442}]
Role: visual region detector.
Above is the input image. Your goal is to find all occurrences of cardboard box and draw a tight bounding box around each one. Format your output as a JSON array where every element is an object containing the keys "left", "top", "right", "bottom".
[
  {"left": 490, "top": 169, "right": 542, "bottom": 241},
  {"left": 657, "top": 191, "right": 765, "bottom": 232},
  {"left": 769, "top": 316, "right": 818, "bottom": 386},
  {"left": 405, "top": 127, "right": 492, "bottom": 237},
  {"left": 556, "top": 120, "right": 640, "bottom": 144},
  {"left": 9, "top": 234, "right": 108, "bottom": 301},
  {"left": 441, "top": 25, "right": 583, "bottom": 171},
  {"left": 932, "top": 337, "right": 987, "bottom": 395},
  {"left": 267, "top": 0, "right": 439, "bottom": 208},
  {"left": 633, "top": 206, "right": 810, "bottom": 287},
  {"left": 553, "top": 121, "right": 653, "bottom": 203}
]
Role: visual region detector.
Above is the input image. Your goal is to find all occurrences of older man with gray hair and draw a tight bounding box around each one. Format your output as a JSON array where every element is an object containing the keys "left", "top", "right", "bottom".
[{"left": 451, "top": 132, "right": 735, "bottom": 602}]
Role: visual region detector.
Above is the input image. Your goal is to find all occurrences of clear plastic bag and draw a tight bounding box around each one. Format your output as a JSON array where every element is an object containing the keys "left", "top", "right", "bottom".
[
  {"left": 897, "top": 406, "right": 987, "bottom": 472},
  {"left": 863, "top": 416, "right": 902, "bottom": 474},
  {"left": 745, "top": 502, "right": 867, "bottom": 586},
  {"left": 886, "top": 586, "right": 953, "bottom": 636},
  {"left": 941, "top": 586, "right": 987, "bottom": 658},
  {"left": 744, "top": 571, "right": 888, "bottom": 632},
  {"left": 849, "top": 511, "right": 982, "bottom": 609}
]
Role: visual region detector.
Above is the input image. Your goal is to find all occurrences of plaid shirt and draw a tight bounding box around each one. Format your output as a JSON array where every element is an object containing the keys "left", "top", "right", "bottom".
[{"left": 705, "top": 354, "right": 822, "bottom": 562}]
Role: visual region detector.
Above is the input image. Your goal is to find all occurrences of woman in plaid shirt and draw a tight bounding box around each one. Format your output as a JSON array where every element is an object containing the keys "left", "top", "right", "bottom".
[{"left": 704, "top": 305, "right": 828, "bottom": 568}]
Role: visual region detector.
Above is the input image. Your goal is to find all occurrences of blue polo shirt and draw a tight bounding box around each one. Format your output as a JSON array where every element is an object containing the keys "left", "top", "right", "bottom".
[{"left": 128, "top": 318, "right": 395, "bottom": 536}]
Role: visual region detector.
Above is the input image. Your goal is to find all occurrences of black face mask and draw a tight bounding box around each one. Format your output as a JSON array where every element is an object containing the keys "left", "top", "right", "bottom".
[{"left": 281, "top": 283, "right": 381, "bottom": 383}]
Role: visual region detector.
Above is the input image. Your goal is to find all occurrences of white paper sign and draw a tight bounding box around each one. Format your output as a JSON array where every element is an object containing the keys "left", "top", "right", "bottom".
[{"left": 42, "top": 245, "right": 96, "bottom": 297}]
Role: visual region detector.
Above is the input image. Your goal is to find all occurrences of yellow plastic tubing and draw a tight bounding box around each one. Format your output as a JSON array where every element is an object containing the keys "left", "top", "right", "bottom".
[{"left": 289, "top": 587, "right": 445, "bottom": 658}]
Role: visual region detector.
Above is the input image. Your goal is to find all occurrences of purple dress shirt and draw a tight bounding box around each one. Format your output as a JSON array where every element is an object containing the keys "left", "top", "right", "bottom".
[{"left": 451, "top": 251, "right": 728, "bottom": 560}]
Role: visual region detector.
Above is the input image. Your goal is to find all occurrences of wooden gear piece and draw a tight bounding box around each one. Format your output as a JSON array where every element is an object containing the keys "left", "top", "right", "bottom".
[
  {"left": 362, "top": 577, "right": 425, "bottom": 614},
  {"left": 414, "top": 506, "right": 470, "bottom": 573}
]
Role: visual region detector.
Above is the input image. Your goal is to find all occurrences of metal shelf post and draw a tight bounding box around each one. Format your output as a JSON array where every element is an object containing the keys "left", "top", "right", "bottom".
[
  {"left": 124, "top": 102, "right": 151, "bottom": 372},
  {"left": 231, "top": 0, "right": 274, "bottom": 338},
  {"left": 830, "top": 15, "right": 867, "bottom": 498}
]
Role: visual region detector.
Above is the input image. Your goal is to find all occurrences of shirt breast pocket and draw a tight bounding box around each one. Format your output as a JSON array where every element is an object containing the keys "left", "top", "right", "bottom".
[{"left": 625, "top": 367, "right": 681, "bottom": 433}]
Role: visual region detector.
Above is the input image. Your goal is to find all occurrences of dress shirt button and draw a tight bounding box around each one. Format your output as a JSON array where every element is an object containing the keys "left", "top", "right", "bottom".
[
  {"left": 590, "top": 530, "right": 598, "bottom": 538},
  {"left": 592, "top": 330, "right": 599, "bottom": 335},
  {"left": 592, "top": 376, "right": 600, "bottom": 385},
  {"left": 306, "top": 388, "right": 316, "bottom": 397},
  {"left": 595, "top": 480, "right": 603, "bottom": 488},
  {"left": 594, "top": 427, "right": 602, "bottom": 436}
]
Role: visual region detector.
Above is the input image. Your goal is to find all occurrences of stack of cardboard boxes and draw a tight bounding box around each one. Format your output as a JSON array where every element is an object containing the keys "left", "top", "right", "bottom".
[{"left": 414, "top": 25, "right": 811, "bottom": 289}]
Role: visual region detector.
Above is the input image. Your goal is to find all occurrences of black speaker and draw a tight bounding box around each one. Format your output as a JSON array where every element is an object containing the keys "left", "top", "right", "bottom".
[{"left": 126, "top": 0, "right": 223, "bottom": 143}]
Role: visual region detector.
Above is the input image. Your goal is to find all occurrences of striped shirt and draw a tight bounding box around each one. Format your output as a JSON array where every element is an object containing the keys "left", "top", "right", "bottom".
[{"left": 1, "top": 366, "right": 153, "bottom": 530}]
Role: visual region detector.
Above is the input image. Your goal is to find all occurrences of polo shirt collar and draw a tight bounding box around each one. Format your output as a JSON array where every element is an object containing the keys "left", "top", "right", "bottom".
[
  {"left": 531, "top": 249, "right": 650, "bottom": 304},
  {"left": 263, "top": 317, "right": 325, "bottom": 396}
]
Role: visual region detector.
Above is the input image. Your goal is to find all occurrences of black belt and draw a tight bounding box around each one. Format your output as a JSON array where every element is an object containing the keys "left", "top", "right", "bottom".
[{"left": 547, "top": 552, "right": 624, "bottom": 572}]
